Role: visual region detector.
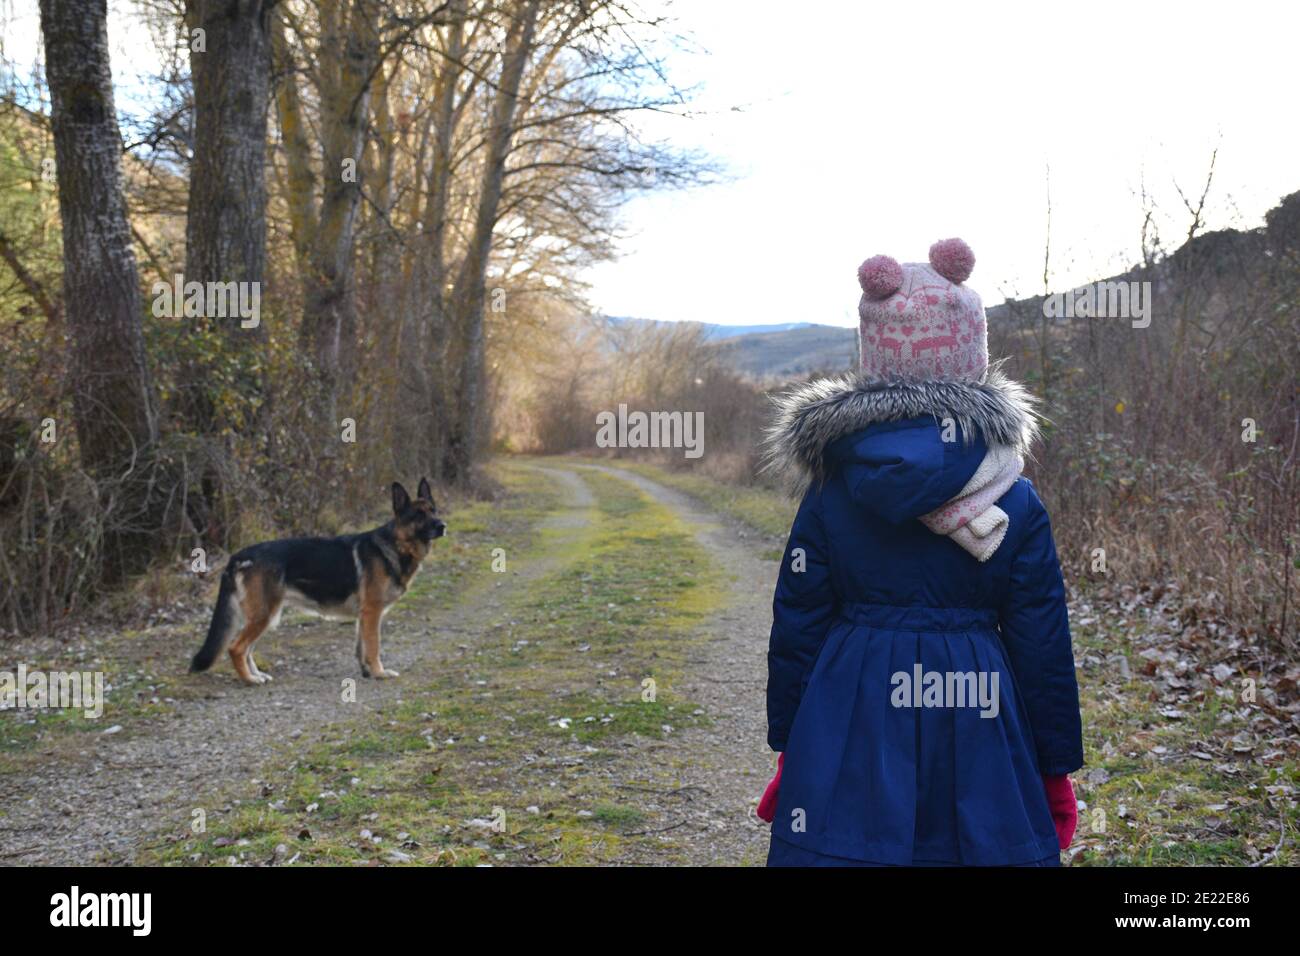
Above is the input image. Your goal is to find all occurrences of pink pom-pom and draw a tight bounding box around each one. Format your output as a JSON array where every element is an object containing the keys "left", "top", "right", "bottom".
[
  {"left": 858, "top": 255, "right": 902, "bottom": 300},
  {"left": 929, "top": 237, "right": 975, "bottom": 284}
]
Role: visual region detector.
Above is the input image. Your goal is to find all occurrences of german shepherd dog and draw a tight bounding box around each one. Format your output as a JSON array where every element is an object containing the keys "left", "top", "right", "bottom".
[{"left": 190, "top": 479, "right": 446, "bottom": 685}]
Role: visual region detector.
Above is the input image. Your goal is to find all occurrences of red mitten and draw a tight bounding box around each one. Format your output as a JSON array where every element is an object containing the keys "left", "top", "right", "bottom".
[
  {"left": 756, "top": 753, "right": 784, "bottom": 823},
  {"left": 1042, "top": 774, "right": 1077, "bottom": 849}
]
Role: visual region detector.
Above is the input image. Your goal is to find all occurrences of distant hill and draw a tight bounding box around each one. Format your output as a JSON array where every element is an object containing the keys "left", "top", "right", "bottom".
[
  {"left": 601, "top": 315, "right": 857, "bottom": 378},
  {"left": 697, "top": 321, "right": 820, "bottom": 340},
  {"left": 602, "top": 315, "right": 821, "bottom": 340},
  {"left": 709, "top": 323, "right": 857, "bottom": 378}
]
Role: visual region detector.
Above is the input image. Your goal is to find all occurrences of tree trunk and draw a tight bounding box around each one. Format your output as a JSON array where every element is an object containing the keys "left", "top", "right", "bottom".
[
  {"left": 184, "top": 0, "right": 273, "bottom": 336},
  {"left": 39, "top": 0, "right": 157, "bottom": 468},
  {"left": 272, "top": 11, "right": 317, "bottom": 270},
  {"left": 40, "top": 0, "right": 159, "bottom": 572},
  {"left": 442, "top": 0, "right": 539, "bottom": 484},
  {"left": 405, "top": 2, "right": 466, "bottom": 474},
  {"left": 296, "top": 0, "right": 379, "bottom": 425},
  {"left": 182, "top": 0, "right": 275, "bottom": 541}
]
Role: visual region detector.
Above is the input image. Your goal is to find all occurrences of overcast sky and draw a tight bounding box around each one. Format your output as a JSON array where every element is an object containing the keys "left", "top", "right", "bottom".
[
  {"left": 5, "top": 1, "right": 1297, "bottom": 329},
  {"left": 586, "top": 0, "right": 1300, "bottom": 326}
]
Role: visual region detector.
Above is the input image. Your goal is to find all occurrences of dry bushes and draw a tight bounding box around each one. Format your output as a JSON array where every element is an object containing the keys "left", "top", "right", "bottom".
[
  {"left": 991, "top": 196, "right": 1299, "bottom": 645},
  {"left": 496, "top": 314, "right": 771, "bottom": 479}
]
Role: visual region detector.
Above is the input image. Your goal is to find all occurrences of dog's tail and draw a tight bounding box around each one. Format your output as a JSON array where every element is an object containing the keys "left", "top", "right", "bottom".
[{"left": 191, "top": 563, "right": 239, "bottom": 673}]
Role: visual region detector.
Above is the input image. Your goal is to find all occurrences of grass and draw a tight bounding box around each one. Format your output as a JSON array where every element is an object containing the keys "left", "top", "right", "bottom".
[
  {"left": 0, "top": 665, "right": 174, "bottom": 759},
  {"left": 1064, "top": 610, "right": 1298, "bottom": 867},
  {"left": 568, "top": 456, "right": 797, "bottom": 559},
  {"left": 142, "top": 463, "right": 727, "bottom": 866}
]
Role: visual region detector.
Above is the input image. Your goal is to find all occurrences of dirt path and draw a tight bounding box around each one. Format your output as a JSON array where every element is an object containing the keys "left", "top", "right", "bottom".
[
  {"left": 0, "top": 462, "right": 778, "bottom": 866},
  {"left": 577, "top": 464, "right": 777, "bottom": 865}
]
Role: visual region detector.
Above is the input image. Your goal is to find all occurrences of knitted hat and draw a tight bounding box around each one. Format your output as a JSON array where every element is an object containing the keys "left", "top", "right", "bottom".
[{"left": 856, "top": 237, "right": 987, "bottom": 382}]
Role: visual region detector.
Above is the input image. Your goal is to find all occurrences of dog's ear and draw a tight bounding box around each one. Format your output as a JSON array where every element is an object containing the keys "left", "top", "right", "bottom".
[
  {"left": 391, "top": 482, "right": 411, "bottom": 515},
  {"left": 417, "top": 476, "right": 434, "bottom": 507}
]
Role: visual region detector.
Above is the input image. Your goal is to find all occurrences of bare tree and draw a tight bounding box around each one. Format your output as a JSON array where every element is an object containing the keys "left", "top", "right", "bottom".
[
  {"left": 441, "top": 0, "right": 540, "bottom": 483},
  {"left": 275, "top": 0, "right": 383, "bottom": 424},
  {"left": 39, "top": 0, "right": 159, "bottom": 567},
  {"left": 262, "top": 0, "right": 714, "bottom": 482}
]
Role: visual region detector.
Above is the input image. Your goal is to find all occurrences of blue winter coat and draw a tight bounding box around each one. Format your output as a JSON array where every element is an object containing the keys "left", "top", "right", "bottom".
[{"left": 762, "top": 369, "right": 1083, "bottom": 866}]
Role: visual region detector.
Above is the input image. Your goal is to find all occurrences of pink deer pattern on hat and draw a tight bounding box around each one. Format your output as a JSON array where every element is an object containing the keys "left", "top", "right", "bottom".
[{"left": 856, "top": 238, "right": 988, "bottom": 383}]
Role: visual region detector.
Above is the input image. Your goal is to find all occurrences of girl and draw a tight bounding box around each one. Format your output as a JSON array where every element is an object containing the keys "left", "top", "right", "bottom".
[{"left": 756, "top": 238, "right": 1082, "bottom": 866}]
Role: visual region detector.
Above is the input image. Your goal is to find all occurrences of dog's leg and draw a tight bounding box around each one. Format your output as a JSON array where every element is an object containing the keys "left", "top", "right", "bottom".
[
  {"left": 246, "top": 606, "right": 279, "bottom": 683},
  {"left": 229, "top": 616, "right": 272, "bottom": 685},
  {"left": 358, "top": 603, "right": 398, "bottom": 679},
  {"left": 246, "top": 653, "right": 270, "bottom": 682},
  {"left": 354, "top": 624, "right": 366, "bottom": 676},
  {"left": 230, "top": 572, "right": 277, "bottom": 686}
]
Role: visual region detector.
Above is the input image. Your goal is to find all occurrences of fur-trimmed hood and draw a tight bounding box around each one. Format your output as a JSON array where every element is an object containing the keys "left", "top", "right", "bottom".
[{"left": 763, "top": 364, "right": 1042, "bottom": 496}]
